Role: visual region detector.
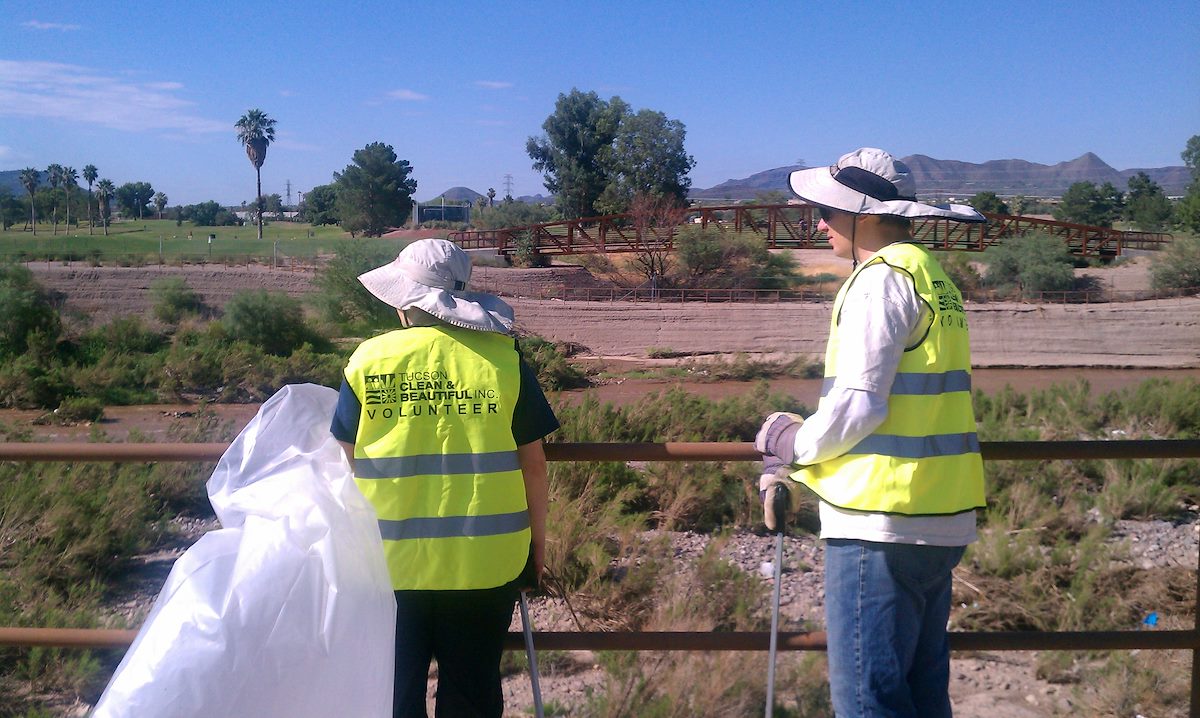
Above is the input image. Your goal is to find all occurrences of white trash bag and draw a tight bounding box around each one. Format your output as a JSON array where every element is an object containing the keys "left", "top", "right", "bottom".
[{"left": 94, "top": 383, "right": 396, "bottom": 718}]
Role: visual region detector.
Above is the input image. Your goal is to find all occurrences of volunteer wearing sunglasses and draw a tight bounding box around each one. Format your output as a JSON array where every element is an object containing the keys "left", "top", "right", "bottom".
[{"left": 755, "top": 148, "right": 987, "bottom": 718}]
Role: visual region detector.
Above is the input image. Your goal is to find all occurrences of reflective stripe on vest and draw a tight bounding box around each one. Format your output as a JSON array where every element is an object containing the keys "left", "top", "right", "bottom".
[
  {"left": 354, "top": 451, "right": 521, "bottom": 479},
  {"left": 822, "top": 369, "right": 973, "bottom": 397},
  {"left": 378, "top": 510, "right": 530, "bottom": 541},
  {"left": 795, "top": 243, "right": 986, "bottom": 516},
  {"left": 345, "top": 326, "right": 529, "bottom": 590}
]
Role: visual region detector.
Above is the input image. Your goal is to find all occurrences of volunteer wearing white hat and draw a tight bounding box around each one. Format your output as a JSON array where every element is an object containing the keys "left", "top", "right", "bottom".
[
  {"left": 331, "top": 238, "right": 558, "bottom": 718},
  {"left": 755, "top": 148, "right": 986, "bottom": 718}
]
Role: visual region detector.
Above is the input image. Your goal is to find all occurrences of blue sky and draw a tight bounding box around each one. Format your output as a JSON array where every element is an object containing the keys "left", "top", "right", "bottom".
[{"left": 2, "top": 1, "right": 1197, "bottom": 205}]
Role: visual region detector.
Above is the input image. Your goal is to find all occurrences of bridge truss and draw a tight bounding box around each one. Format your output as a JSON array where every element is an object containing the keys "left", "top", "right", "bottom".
[{"left": 450, "top": 204, "right": 1172, "bottom": 259}]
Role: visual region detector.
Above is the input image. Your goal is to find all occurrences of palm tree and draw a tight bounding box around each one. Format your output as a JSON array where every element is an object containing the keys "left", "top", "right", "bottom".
[
  {"left": 18, "top": 167, "right": 39, "bottom": 235},
  {"left": 83, "top": 164, "right": 98, "bottom": 234},
  {"left": 154, "top": 192, "right": 168, "bottom": 220},
  {"left": 46, "top": 164, "right": 63, "bottom": 235},
  {"left": 95, "top": 179, "right": 114, "bottom": 236},
  {"left": 487, "top": 187, "right": 496, "bottom": 207},
  {"left": 235, "top": 109, "right": 277, "bottom": 241},
  {"left": 62, "top": 167, "right": 78, "bottom": 234}
]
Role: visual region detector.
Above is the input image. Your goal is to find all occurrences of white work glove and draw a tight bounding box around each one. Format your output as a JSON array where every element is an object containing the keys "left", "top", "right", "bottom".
[
  {"left": 759, "top": 454, "right": 792, "bottom": 532},
  {"left": 754, "top": 412, "right": 805, "bottom": 466}
]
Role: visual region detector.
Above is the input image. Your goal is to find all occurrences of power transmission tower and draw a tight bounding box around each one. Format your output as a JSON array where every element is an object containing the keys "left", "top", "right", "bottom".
[
  {"left": 503, "top": 174, "right": 514, "bottom": 198},
  {"left": 285, "top": 180, "right": 293, "bottom": 208}
]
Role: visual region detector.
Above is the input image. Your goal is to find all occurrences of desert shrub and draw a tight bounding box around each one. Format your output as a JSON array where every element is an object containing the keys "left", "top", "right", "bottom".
[
  {"left": 518, "top": 335, "right": 588, "bottom": 390},
  {"left": 159, "top": 323, "right": 342, "bottom": 402},
  {"left": 981, "top": 233, "right": 1076, "bottom": 297},
  {"left": 73, "top": 317, "right": 166, "bottom": 363},
  {"left": 50, "top": 397, "right": 104, "bottom": 423},
  {"left": 0, "top": 264, "right": 62, "bottom": 359},
  {"left": 222, "top": 289, "right": 328, "bottom": 356},
  {"left": 1150, "top": 235, "right": 1200, "bottom": 292},
  {"left": 70, "top": 351, "right": 165, "bottom": 405},
  {"left": 150, "top": 277, "right": 207, "bottom": 324},
  {"left": 311, "top": 240, "right": 400, "bottom": 328},
  {"left": 217, "top": 342, "right": 345, "bottom": 402},
  {"left": 511, "top": 230, "right": 549, "bottom": 268},
  {"left": 671, "top": 225, "right": 797, "bottom": 289},
  {"left": 0, "top": 355, "right": 74, "bottom": 409}
]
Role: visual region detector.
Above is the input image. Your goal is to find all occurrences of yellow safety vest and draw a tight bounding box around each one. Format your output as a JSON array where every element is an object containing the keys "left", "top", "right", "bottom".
[
  {"left": 794, "top": 242, "right": 986, "bottom": 515},
  {"left": 344, "top": 326, "right": 529, "bottom": 590}
]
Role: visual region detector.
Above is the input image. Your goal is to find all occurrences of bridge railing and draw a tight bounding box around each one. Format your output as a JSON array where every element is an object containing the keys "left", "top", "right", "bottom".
[
  {"left": 2, "top": 439, "right": 1199, "bottom": 714},
  {"left": 451, "top": 205, "right": 1172, "bottom": 259}
]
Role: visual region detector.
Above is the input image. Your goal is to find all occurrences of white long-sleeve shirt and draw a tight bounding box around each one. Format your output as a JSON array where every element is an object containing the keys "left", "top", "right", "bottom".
[{"left": 790, "top": 260, "right": 977, "bottom": 547}]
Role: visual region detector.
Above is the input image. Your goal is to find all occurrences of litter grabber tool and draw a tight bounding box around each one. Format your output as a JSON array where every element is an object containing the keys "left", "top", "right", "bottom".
[
  {"left": 763, "top": 479, "right": 790, "bottom": 718},
  {"left": 519, "top": 591, "right": 544, "bottom": 718}
]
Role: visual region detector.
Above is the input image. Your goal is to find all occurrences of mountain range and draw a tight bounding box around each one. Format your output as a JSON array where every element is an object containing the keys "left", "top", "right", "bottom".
[{"left": 689, "top": 153, "right": 1191, "bottom": 201}]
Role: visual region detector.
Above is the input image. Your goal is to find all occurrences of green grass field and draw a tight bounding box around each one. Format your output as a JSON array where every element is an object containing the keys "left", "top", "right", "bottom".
[{"left": 0, "top": 219, "right": 410, "bottom": 265}]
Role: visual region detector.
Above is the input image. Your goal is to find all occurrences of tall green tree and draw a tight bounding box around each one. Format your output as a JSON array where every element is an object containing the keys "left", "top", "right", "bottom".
[
  {"left": 0, "top": 188, "right": 23, "bottom": 231},
  {"left": 1182, "top": 135, "right": 1200, "bottom": 181},
  {"left": 154, "top": 192, "right": 169, "bottom": 220},
  {"left": 82, "top": 164, "right": 98, "bottom": 234},
  {"left": 1178, "top": 134, "right": 1200, "bottom": 234},
  {"left": 527, "top": 89, "right": 628, "bottom": 219},
  {"left": 595, "top": 108, "right": 695, "bottom": 215},
  {"left": 235, "top": 108, "right": 277, "bottom": 241},
  {"left": 18, "top": 167, "right": 40, "bottom": 235},
  {"left": 333, "top": 142, "right": 417, "bottom": 237},
  {"left": 1055, "top": 181, "right": 1124, "bottom": 227},
  {"left": 263, "top": 193, "right": 284, "bottom": 219},
  {"left": 95, "top": 179, "right": 114, "bottom": 236},
  {"left": 299, "top": 184, "right": 339, "bottom": 226},
  {"left": 46, "top": 164, "right": 64, "bottom": 234},
  {"left": 115, "top": 182, "right": 155, "bottom": 220},
  {"left": 62, "top": 166, "right": 78, "bottom": 233},
  {"left": 1124, "top": 172, "right": 1172, "bottom": 231}
]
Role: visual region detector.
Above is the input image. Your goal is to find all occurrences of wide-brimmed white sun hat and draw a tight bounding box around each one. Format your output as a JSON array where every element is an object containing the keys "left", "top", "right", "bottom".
[
  {"left": 788, "top": 147, "right": 986, "bottom": 223},
  {"left": 358, "top": 238, "right": 515, "bottom": 334}
]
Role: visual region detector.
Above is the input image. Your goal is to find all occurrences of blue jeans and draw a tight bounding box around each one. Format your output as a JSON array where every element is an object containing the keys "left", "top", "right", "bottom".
[{"left": 824, "top": 539, "right": 965, "bottom": 718}]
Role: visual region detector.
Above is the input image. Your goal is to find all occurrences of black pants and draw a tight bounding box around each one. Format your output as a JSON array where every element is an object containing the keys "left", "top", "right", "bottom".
[{"left": 392, "top": 585, "right": 518, "bottom": 718}]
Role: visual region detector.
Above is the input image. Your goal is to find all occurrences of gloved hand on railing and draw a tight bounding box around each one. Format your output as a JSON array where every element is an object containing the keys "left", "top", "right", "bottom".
[
  {"left": 759, "top": 453, "right": 793, "bottom": 533},
  {"left": 755, "top": 412, "right": 804, "bottom": 465}
]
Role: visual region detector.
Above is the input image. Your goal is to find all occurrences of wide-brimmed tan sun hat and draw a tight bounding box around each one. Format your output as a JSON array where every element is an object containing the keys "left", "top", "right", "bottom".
[
  {"left": 357, "top": 238, "right": 514, "bottom": 334},
  {"left": 788, "top": 147, "right": 986, "bottom": 223}
]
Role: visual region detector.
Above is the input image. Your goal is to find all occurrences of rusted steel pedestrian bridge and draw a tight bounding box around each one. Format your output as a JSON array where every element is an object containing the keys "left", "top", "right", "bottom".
[{"left": 449, "top": 204, "right": 1172, "bottom": 259}]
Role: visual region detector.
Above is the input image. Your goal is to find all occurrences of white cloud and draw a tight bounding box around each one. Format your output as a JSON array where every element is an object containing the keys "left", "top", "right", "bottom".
[
  {"left": 0, "top": 60, "right": 227, "bottom": 134},
  {"left": 0, "top": 145, "right": 11, "bottom": 160},
  {"left": 475, "top": 81, "right": 513, "bottom": 90},
  {"left": 279, "top": 89, "right": 296, "bottom": 97},
  {"left": 386, "top": 89, "right": 430, "bottom": 101},
  {"left": 23, "top": 20, "right": 81, "bottom": 31}
]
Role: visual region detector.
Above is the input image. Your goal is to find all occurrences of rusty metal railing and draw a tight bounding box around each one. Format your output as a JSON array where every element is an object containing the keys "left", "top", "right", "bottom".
[{"left": 2, "top": 440, "right": 1200, "bottom": 713}]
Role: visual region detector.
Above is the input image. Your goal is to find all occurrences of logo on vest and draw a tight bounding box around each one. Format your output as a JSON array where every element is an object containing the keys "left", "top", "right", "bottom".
[
  {"left": 931, "top": 279, "right": 967, "bottom": 329},
  {"left": 362, "top": 370, "right": 500, "bottom": 418},
  {"left": 363, "top": 373, "right": 398, "bottom": 405}
]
